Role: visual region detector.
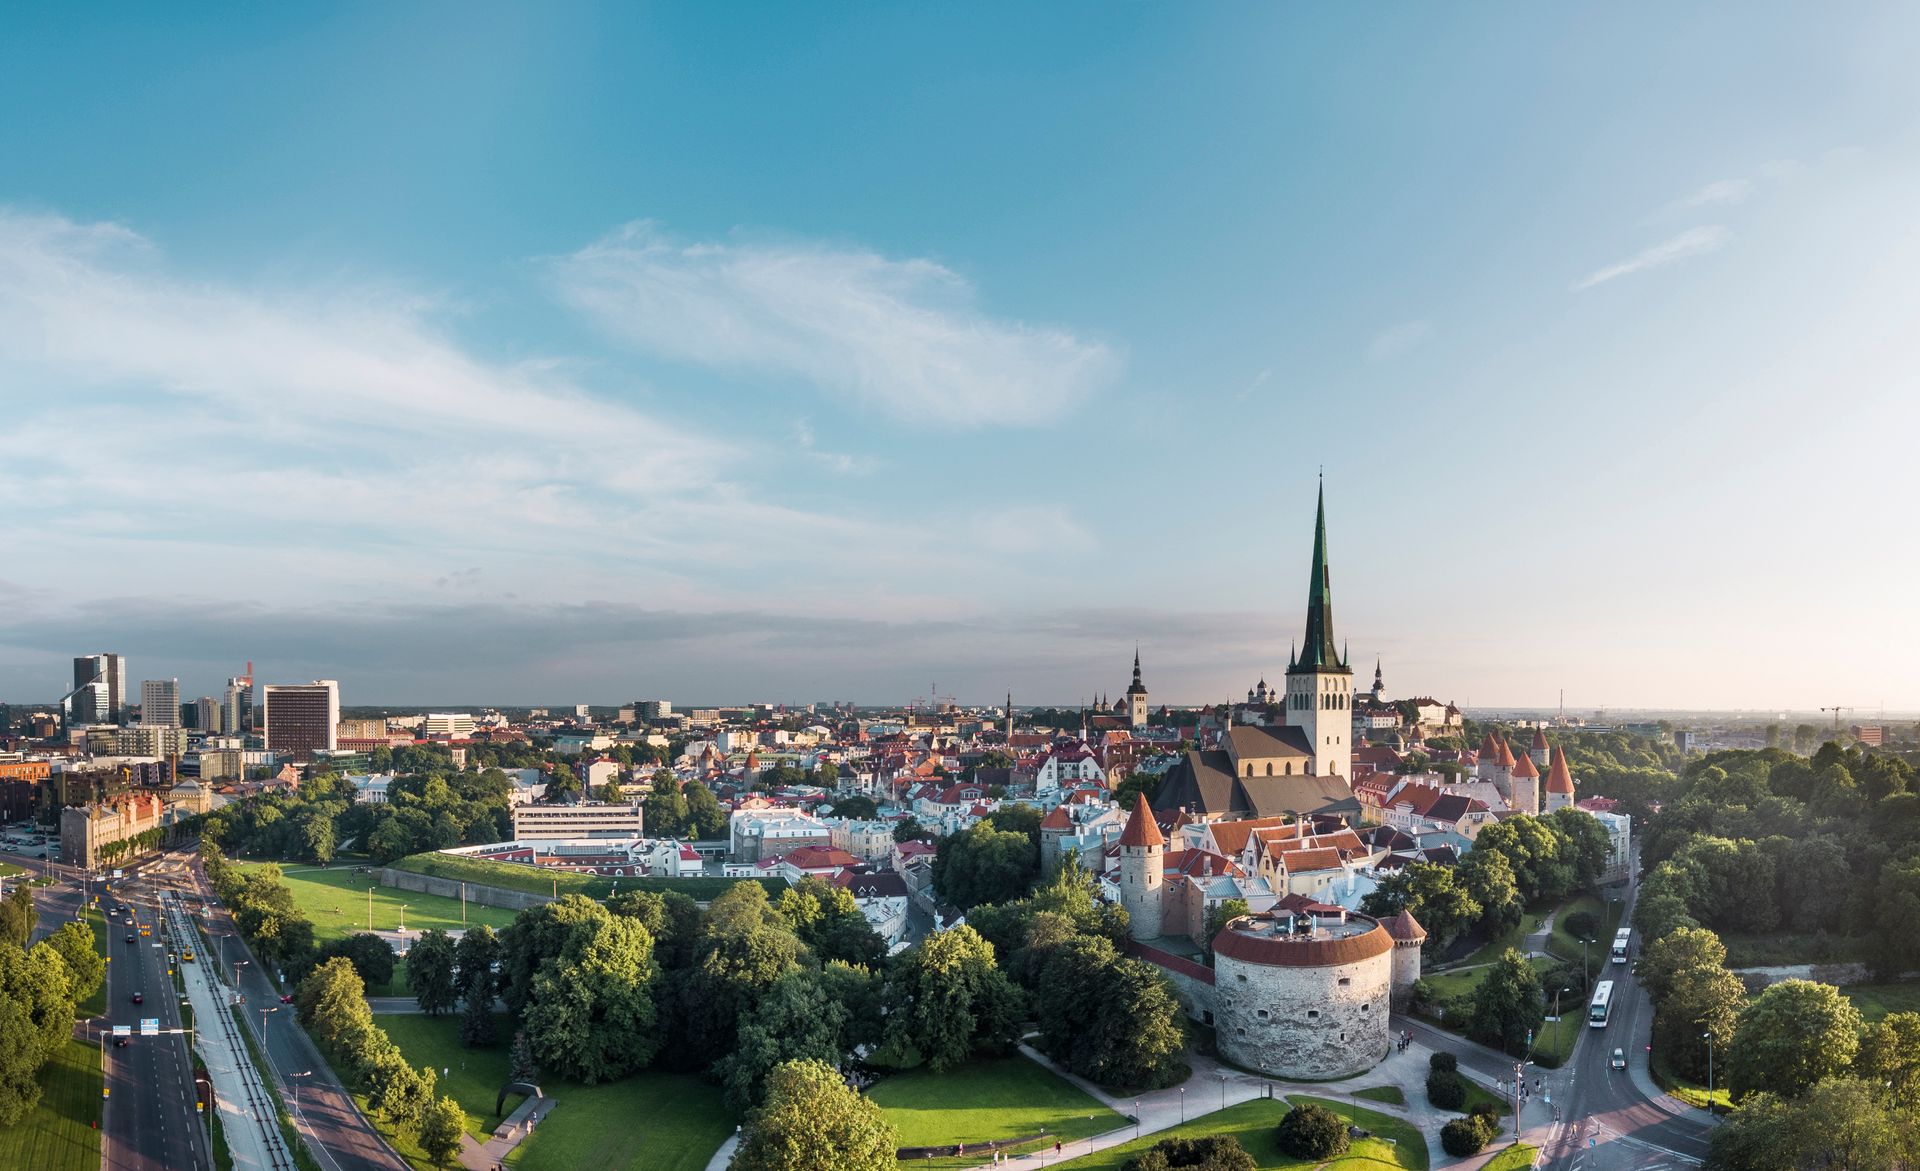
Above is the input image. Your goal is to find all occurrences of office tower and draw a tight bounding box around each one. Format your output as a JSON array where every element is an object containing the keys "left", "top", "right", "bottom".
[
  {"left": 71, "top": 653, "right": 127, "bottom": 723},
  {"left": 262, "top": 680, "right": 340, "bottom": 763},
  {"left": 141, "top": 678, "right": 182, "bottom": 726},
  {"left": 224, "top": 676, "right": 254, "bottom": 733},
  {"left": 191, "top": 697, "right": 222, "bottom": 731}
]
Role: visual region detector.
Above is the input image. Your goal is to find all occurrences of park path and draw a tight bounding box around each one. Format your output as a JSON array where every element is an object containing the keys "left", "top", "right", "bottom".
[{"left": 456, "top": 1092, "right": 557, "bottom": 1171}]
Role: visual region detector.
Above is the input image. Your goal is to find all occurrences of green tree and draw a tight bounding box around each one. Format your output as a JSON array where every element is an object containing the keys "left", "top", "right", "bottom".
[
  {"left": 892, "top": 817, "right": 935, "bottom": 844},
  {"left": 0, "top": 940, "right": 78, "bottom": 1126},
  {"left": 1636, "top": 926, "right": 1728, "bottom": 1007},
  {"left": 43, "top": 920, "right": 105, "bottom": 1005},
  {"left": 715, "top": 968, "right": 851, "bottom": 1114},
  {"left": 1728, "top": 979, "right": 1862, "bottom": 1100},
  {"left": 315, "top": 933, "right": 396, "bottom": 991},
  {"left": 732, "top": 1059, "right": 897, "bottom": 1171},
  {"left": 878, "top": 926, "right": 1023, "bottom": 1072},
  {"left": 681, "top": 921, "right": 804, "bottom": 1066},
  {"left": 682, "top": 780, "right": 729, "bottom": 840},
  {"left": 459, "top": 970, "right": 497, "bottom": 1048},
  {"left": 0, "top": 886, "right": 36, "bottom": 949},
  {"left": 497, "top": 895, "right": 610, "bottom": 1018},
  {"left": 932, "top": 823, "right": 1039, "bottom": 909},
  {"left": 1870, "top": 855, "right": 1920, "bottom": 978},
  {"left": 418, "top": 1095, "right": 465, "bottom": 1165},
  {"left": 644, "top": 775, "right": 688, "bottom": 838},
  {"left": 1360, "top": 861, "right": 1480, "bottom": 951},
  {"left": 1455, "top": 847, "right": 1524, "bottom": 937},
  {"left": 1852, "top": 1011, "right": 1920, "bottom": 1102},
  {"left": 1275, "top": 1102, "right": 1349, "bottom": 1160},
  {"left": 523, "top": 916, "right": 660, "bottom": 1084},
  {"left": 508, "top": 1029, "right": 539, "bottom": 1083},
  {"left": 776, "top": 878, "right": 884, "bottom": 967},
  {"left": 830, "top": 794, "right": 878, "bottom": 820},
  {"left": 1203, "top": 898, "right": 1250, "bottom": 958},
  {"left": 1468, "top": 948, "right": 1544, "bottom": 1056},
  {"left": 407, "top": 928, "right": 458, "bottom": 1016},
  {"left": 1656, "top": 965, "right": 1743, "bottom": 1083},
  {"left": 296, "top": 957, "right": 376, "bottom": 1058},
  {"left": 453, "top": 923, "right": 501, "bottom": 996}
]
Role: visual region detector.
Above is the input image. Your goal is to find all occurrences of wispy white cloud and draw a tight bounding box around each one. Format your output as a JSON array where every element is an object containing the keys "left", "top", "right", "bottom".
[
  {"left": 1572, "top": 226, "right": 1732, "bottom": 292},
  {"left": 1366, "top": 320, "right": 1433, "bottom": 363},
  {"left": 1674, "top": 178, "right": 1753, "bottom": 209},
  {"left": 791, "top": 418, "right": 874, "bottom": 475},
  {"left": 549, "top": 222, "right": 1122, "bottom": 427}
]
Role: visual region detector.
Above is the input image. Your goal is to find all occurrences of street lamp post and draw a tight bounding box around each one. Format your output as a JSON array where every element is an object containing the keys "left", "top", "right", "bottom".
[
  {"left": 261, "top": 1006, "right": 278, "bottom": 1047},
  {"left": 291, "top": 1070, "right": 313, "bottom": 1113},
  {"left": 1703, "top": 1032, "right": 1715, "bottom": 1118},
  {"left": 1554, "top": 986, "right": 1572, "bottom": 1055},
  {"left": 1179, "top": 1087, "right": 1186, "bottom": 1122},
  {"left": 1580, "top": 937, "right": 1593, "bottom": 986},
  {"left": 1219, "top": 1073, "right": 1228, "bottom": 1110},
  {"left": 1134, "top": 1099, "right": 1141, "bottom": 1139}
]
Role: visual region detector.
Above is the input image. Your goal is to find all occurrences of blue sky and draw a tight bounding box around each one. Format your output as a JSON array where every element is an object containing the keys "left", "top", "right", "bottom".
[{"left": 2, "top": 4, "right": 1918, "bottom": 710}]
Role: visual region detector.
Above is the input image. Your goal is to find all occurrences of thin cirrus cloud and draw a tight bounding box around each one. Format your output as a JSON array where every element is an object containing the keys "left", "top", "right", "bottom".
[
  {"left": 1366, "top": 320, "right": 1433, "bottom": 363},
  {"left": 1674, "top": 178, "right": 1754, "bottom": 210},
  {"left": 1571, "top": 226, "right": 1732, "bottom": 292},
  {"left": 548, "top": 221, "right": 1123, "bottom": 427}
]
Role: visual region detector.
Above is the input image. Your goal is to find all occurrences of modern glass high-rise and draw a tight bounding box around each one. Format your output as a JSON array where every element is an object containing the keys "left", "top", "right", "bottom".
[
  {"left": 70, "top": 653, "right": 127, "bottom": 723},
  {"left": 224, "top": 677, "right": 254, "bottom": 733},
  {"left": 141, "top": 678, "right": 182, "bottom": 726}
]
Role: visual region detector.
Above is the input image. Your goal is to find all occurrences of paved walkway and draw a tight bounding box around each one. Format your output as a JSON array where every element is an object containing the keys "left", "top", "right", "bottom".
[{"left": 167, "top": 892, "right": 293, "bottom": 1171}]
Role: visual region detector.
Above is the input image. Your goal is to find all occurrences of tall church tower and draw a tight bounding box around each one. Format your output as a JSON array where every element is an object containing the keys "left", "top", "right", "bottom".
[
  {"left": 1125, "top": 648, "right": 1149, "bottom": 729},
  {"left": 1285, "top": 481, "right": 1353, "bottom": 779}
]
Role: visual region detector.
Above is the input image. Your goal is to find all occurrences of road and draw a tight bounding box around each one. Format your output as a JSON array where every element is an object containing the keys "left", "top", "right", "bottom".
[
  {"left": 1400, "top": 857, "right": 1714, "bottom": 1171},
  {"left": 2, "top": 843, "right": 214, "bottom": 1171}
]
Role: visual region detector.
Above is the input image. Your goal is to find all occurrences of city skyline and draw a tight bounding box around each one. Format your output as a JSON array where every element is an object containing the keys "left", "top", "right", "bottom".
[{"left": 4, "top": 5, "right": 1919, "bottom": 708}]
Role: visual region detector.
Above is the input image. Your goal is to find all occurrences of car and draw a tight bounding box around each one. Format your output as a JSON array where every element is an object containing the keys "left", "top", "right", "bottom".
[
  {"left": 125, "top": 934, "right": 135, "bottom": 944},
  {"left": 131, "top": 992, "right": 144, "bottom": 1005},
  {"left": 1610, "top": 1047, "right": 1626, "bottom": 1070},
  {"left": 279, "top": 994, "right": 295, "bottom": 1004},
  {"left": 114, "top": 1037, "right": 128, "bottom": 1048}
]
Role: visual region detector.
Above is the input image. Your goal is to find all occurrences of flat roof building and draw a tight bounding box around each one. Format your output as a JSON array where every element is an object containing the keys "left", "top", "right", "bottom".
[
  {"left": 511, "top": 801, "right": 645, "bottom": 840},
  {"left": 262, "top": 681, "right": 340, "bottom": 764}
]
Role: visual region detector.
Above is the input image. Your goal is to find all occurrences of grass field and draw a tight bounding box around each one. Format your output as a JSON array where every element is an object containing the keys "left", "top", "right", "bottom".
[
  {"left": 1547, "top": 895, "right": 1623, "bottom": 967},
  {"left": 1479, "top": 1143, "right": 1538, "bottom": 1171},
  {"left": 1353, "top": 1085, "right": 1405, "bottom": 1106},
  {"left": 1053, "top": 1095, "right": 1426, "bottom": 1171},
  {"left": 872, "top": 1054, "right": 1120, "bottom": 1164},
  {"left": 0, "top": 1038, "right": 102, "bottom": 1171},
  {"left": 394, "top": 851, "right": 784, "bottom": 903},
  {"left": 377, "top": 1012, "right": 731, "bottom": 1171},
  {"left": 236, "top": 862, "right": 520, "bottom": 995},
  {"left": 1841, "top": 981, "right": 1920, "bottom": 1022},
  {"left": 1650, "top": 1053, "right": 1731, "bottom": 1113},
  {"left": 79, "top": 906, "right": 110, "bottom": 1017}
]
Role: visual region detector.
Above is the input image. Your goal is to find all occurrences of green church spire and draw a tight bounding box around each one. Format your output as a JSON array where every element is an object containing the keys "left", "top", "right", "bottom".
[{"left": 1291, "top": 479, "right": 1348, "bottom": 674}]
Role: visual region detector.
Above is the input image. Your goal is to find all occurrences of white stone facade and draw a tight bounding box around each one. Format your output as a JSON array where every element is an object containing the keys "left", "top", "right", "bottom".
[{"left": 1212, "top": 917, "right": 1393, "bottom": 1079}]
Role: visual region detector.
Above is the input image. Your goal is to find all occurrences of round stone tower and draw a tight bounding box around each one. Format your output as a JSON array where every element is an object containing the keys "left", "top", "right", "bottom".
[
  {"left": 1212, "top": 908, "right": 1393, "bottom": 1079},
  {"left": 1118, "top": 792, "right": 1164, "bottom": 941}
]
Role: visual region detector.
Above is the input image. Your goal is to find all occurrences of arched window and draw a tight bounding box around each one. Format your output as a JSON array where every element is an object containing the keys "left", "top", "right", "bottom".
[
  {"left": 1244, "top": 763, "right": 1253, "bottom": 778},
  {"left": 1265, "top": 762, "right": 1273, "bottom": 776}
]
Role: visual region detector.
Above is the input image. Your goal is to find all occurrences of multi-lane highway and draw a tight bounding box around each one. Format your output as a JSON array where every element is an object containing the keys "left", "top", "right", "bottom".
[
  {"left": 1, "top": 841, "right": 215, "bottom": 1171},
  {"left": 101, "top": 875, "right": 215, "bottom": 1171}
]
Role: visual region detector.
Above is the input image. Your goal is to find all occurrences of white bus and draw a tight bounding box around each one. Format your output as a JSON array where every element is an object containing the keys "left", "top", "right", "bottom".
[
  {"left": 1611, "top": 927, "right": 1632, "bottom": 964},
  {"left": 1589, "top": 980, "right": 1615, "bottom": 1028}
]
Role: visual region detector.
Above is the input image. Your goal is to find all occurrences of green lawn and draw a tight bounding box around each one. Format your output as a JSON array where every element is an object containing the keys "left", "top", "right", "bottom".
[
  {"left": 394, "top": 851, "right": 784, "bottom": 903},
  {"left": 79, "top": 907, "right": 110, "bottom": 1017},
  {"left": 1457, "top": 1079, "right": 1510, "bottom": 1118},
  {"left": 0, "top": 1038, "right": 102, "bottom": 1171},
  {"left": 872, "top": 1055, "right": 1120, "bottom": 1164},
  {"left": 377, "top": 1012, "right": 731, "bottom": 1171},
  {"left": 1054, "top": 1096, "right": 1426, "bottom": 1171},
  {"left": 1650, "top": 1052, "right": 1732, "bottom": 1114},
  {"left": 1842, "top": 981, "right": 1920, "bottom": 1022},
  {"left": 236, "top": 862, "right": 517, "bottom": 994},
  {"left": 1547, "top": 895, "right": 1623, "bottom": 967},
  {"left": 1480, "top": 1143, "right": 1538, "bottom": 1171},
  {"left": 1353, "top": 1086, "right": 1405, "bottom": 1106}
]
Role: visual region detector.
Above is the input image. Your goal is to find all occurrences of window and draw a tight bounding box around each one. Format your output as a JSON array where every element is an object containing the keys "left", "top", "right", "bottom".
[
  {"left": 1361, "top": 1003, "right": 1369, "bottom": 1012},
  {"left": 1255, "top": 1008, "right": 1271, "bottom": 1020},
  {"left": 1265, "top": 762, "right": 1273, "bottom": 776},
  {"left": 1308, "top": 1010, "right": 1320, "bottom": 1018},
  {"left": 1237, "top": 973, "right": 1248, "bottom": 983},
  {"left": 1338, "top": 977, "right": 1351, "bottom": 986}
]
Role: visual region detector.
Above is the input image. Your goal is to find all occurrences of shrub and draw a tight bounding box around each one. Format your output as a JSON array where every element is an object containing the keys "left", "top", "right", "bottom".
[
  {"left": 1430, "top": 1051, "right": 1458, "bottom": 1073},
  {"left": 1122, "top": 1135, "right": 1257, "bottom": 1171},
  {"left": 1563, "top": 910, "right": 1600, "bottom": 942},
  {"left": 1276, "top": 1102, "right": 1349, "bottom": 1160},
  {"left": 1426, "top": 1068, "right": 1467, "bottom": 1110},
  {"left": 1441, "top": 1116, "right": 1492, "bottom": 1157}
]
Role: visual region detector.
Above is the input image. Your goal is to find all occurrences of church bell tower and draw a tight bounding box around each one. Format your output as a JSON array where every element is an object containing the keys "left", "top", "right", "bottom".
[{"left": 1284, "top": 480, "right": 1353, "bottom": 779}]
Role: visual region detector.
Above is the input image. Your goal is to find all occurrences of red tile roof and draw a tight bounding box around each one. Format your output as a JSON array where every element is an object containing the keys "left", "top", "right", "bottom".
[{"left": 1118, "top": 792, "right": 1164, "bottom": 848}]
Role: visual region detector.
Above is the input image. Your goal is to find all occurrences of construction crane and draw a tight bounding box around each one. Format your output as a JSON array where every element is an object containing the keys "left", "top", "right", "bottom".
[{"left": 1820, "top": 706, "right": 1855, "bottom": 732}]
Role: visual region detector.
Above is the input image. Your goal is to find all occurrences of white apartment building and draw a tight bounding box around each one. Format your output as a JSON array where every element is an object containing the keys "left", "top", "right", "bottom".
[
  {"left": 423, "top": 713, "right": 477, "bottom": 738},
  {"left": 729, "top": 807, "right": 831, "bottom": 863},
  {"left": 511, "top": 801, "right": 646, "bottom": 840},
  {"left": 827, "top": 818, "right": 897, "bottom": 862}
]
